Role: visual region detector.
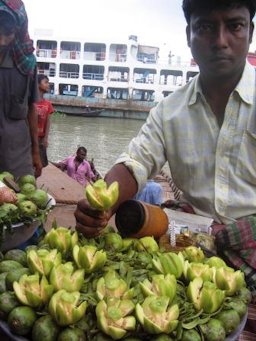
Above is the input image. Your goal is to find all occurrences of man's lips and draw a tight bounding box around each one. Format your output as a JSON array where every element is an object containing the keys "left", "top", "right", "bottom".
[{"left": 210, "top": 55, "right": 231, "bottom": 62}]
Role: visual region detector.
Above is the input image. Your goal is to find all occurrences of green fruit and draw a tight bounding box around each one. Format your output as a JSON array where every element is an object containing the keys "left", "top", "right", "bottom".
[
  {"left": 0, "top": 272, "right": 7, "bottom": 293},
  {"left": 25, "top": 245, "right": 38, "bottom": 253},
  {"left": 4, "top": 249, "right": 27, "bottom": 266},
  {"left": 0, "top": 260, "right": 23, "bottom": 273},
  {"left": 16, "top": 193, "right": 27, "bottom": 204},
  {"left": 236, "top": 287, "right": 252, "bottom": 304},
  {"left": 200, "top": 318, "right": 226, "bottom": 341},
  {"left": 92, "top": 333, "right": 112, "bottom": 341},
  {"left": 32, "top": 314, "right": 60, "bottom": 341},
  {"left": 8, "top": 306, "right": 37, "bottom": 335},
  {"left": 18, "top": 174, "right": 36, "bottom": 187},
  {"left": 30, "top": 189, "right": 48, "bottom": 209},
  {"left": 6, "top": 267, "right": 30, "bottom": 290},
  {"left": 18, "top": 200, "right": 37, "bottom": 217},
  {"left": 0, "top": 171, "right": 14, "bottom": 182},
  {"left": 0, "top": 203, "right": 19, "bottom": 221},
  {"left": 20, "top": 183, "right": 36, "bottom": 197},
  {"left": 58, "top": 327, "right": 86, "bottom": 341},
  {"left": 216, "top": 309, "right": 240, "bottom": 335},
  {"left": 0, "top": 291, "right": 19, "bottom": 319},
  {"left": 227, "top": 298, "right": 247, "bottom": 318},
  {"left": 182, "top": 329, "right": 201, "bottom": 341}
]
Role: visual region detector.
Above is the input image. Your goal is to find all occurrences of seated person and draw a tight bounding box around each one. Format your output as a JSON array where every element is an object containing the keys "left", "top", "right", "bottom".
[
  {"left": 134, "top": 180, "right": 163, "bottom": 206},
  {"left": 54, "top": 147, "right": 95, "bottom": 186}
]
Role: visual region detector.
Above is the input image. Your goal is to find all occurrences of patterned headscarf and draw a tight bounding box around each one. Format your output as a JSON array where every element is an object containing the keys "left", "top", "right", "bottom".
[{"left": 0, "top": 0, "right": 36, "bottom": 76}]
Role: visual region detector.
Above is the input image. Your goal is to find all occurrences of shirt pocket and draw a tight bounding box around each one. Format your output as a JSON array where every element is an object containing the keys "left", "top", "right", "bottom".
[
  {"left": 236, "top": 130, "right": 256, "bottom": 185},
  {"left": 8, "top": 94, "right": 28, "bottom": 120}
]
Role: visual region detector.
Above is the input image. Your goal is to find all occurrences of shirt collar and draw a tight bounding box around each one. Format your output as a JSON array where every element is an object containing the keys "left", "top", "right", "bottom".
[{"left": 188, "top": 61, "right": 255, "bottom": 106}]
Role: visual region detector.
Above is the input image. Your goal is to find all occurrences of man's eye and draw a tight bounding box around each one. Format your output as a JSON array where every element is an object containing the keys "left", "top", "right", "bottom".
[
  {"left": 229, "top": 23, "right": 243, "bottom": 31},
  {"left": 196, "top": 24, "right": 213, "bottom": 33}
]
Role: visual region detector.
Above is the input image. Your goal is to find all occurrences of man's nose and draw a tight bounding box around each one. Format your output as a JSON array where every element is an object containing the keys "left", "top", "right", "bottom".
[{"left": 213, "top": 26, "right": 228, "bottom": 48}]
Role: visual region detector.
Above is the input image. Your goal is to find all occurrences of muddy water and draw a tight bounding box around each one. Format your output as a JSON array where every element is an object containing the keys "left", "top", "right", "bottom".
[{"left": 48, "top": 114, "right": 144, "bottom": 176}]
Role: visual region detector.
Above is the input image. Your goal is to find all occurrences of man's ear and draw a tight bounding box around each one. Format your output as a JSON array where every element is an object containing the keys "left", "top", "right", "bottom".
[
  {"left": 186, "top": 25, "right": 191, "bottom": 47},
  {"left": 249, "top": 21, "right": 254, "bottom": 44}
]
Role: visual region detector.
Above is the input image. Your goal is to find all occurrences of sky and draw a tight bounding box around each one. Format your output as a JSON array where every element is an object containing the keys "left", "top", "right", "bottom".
[
  {"left": 22, "top": 0, "right": 256, "bottom": 62},
  {"left": 22, "top": 0, "right": 193, "bottom": 61}
]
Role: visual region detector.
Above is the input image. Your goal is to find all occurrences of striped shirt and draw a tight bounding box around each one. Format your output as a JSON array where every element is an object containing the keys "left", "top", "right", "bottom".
[{"left": 115, "top": 62, "right": 256, "bottom": 224}]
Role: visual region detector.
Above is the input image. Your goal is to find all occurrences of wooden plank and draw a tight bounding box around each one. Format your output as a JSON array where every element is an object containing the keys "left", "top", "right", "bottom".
[{"left": 36, "top": 163, "right": 85, "bottom": 204}]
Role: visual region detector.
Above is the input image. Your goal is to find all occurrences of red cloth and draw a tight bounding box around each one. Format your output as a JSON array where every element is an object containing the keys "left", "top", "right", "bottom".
[{"left": 35, "top": 99, "right": 54, "bottom": 137}]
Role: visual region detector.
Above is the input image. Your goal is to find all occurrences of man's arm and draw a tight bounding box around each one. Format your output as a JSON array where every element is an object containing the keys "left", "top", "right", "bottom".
[
  {"left": 43, "top": 116, "right": 51, "bottom": 148},
  {"left": 105, "top": 163, "right": 138, "bottom": 214},
  {"left": 28, "top": 103, "right": 42, "bottom": 177},
  {"left": 75, "top": 163, "right": 138, "bottom": 237}
]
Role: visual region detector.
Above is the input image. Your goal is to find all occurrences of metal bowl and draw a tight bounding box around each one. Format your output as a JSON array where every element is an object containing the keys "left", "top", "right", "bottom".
[{"left": 0, "top": 194, "right": 55, "bottom": 252}]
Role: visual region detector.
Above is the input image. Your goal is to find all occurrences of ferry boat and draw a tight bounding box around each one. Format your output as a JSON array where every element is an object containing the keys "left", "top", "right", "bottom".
[{"left": 33, "top": 32, "right": 256, "bottom": 117}]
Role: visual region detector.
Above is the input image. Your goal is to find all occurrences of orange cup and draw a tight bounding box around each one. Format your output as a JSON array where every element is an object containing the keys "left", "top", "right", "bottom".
[{"left": 115, "top": 199, "right": 169, "bottom": 239}]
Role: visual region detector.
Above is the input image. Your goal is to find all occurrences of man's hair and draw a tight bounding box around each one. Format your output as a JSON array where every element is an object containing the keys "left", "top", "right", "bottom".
[
  {"left": 182, "top": 0, "right": 256, "bottom": 23},
  {"left": 77, "top": 146, "right": 87, "bottom": 154},
  {"left": 37, "top": 74, "right": 49, "bottom": 84}
]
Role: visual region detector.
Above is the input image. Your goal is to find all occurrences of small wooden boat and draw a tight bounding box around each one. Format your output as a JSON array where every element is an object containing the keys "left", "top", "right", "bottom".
[{"left": 57, "top": 106, "right": 104, "bottom": 117}]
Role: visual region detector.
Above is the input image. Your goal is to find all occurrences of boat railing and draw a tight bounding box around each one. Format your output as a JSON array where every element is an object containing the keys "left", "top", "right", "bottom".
[
  {"left": 60, "top": 50, "right": 81, "bottom": 60},
  {"left": 159, "top": 75, "right": 183, "bottom": 86},
  {"left": 37, "top": 48, "right": 55, "bottom": 58},
  {"left": 109, "top": 53, "right": 127, "bottom": 62},
  {"left": 38, "top": 69, "right": 56, "bottom": 77},
  {"left": 137, "top": 56, "right": 157, "bottom": 64},
  {"left": 82, "top": 73, "right": 104, "bottom": 80},
  {"left": 59, "top": 71, "right": 79, "bottom": 79},
  {"left": 108, "top": 75, "right": 129, "bottom": 82},
  {"left": 83, "top": 51, "right": 106, "bottom": 61}
]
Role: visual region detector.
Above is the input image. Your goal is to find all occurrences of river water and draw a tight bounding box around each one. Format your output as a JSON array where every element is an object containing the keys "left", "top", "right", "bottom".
[{"left": 48, "top": 114, "right": 145, "bottom": 176}]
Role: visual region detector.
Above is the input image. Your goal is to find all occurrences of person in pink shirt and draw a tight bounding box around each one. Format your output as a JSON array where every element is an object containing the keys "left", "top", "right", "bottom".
[{"left": 55, "top": 146, "right": 95, "bottom": 186}]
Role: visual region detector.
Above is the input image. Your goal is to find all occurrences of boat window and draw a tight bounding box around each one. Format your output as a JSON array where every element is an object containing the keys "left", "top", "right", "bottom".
[
  {"left": 59, "top": 84, "right": 78, "bottom": 96},
  {"left": 84, "top": 43, "right": 106, "bottom": 61},
  {"left": 82, "top": 86, "right": 103, "bottom": 98},
  {"left": 83, "top": 65, "right": 104, "bottom": 80},
  {"left": 36, "top": 40, "right": 57, "bottom": 58},
  {"left": 59, "top": 64, "right": 79, "bottom": 79},
  {"left": 107, "top": 88, "right": 129, "bottom": 100}
]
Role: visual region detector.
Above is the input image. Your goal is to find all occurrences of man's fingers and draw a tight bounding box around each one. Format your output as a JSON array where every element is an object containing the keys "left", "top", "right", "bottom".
[{"left": 76, "top": 223, "right": 103, "bottom": 238}]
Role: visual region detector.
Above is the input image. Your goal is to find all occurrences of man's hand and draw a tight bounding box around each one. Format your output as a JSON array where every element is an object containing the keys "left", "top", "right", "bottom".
[
  {"left": 74, "top": 199, "right": 111, "bottom": 237},
  {"left": 33, "top": 152, "right": 42, "bottom": 178},
  {"left": 43, "top": 138, "right": 49, "bottom": 148},
  {"left": 74, "top": 163, "right": 138, "bottom": 238}
]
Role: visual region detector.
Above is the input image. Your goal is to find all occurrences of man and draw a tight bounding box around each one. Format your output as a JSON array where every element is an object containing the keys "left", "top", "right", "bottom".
[
  {"left": 75, "top": 0, "right": 256, "bottom": 238},
  {"left": 0, "top": 0, "right": 42, "bottom": 178},
  {"left": 54, "top": 147, "right": 95, "bottom": 187}
]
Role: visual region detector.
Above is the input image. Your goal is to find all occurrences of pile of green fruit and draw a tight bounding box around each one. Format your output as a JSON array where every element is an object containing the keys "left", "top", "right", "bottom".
[
  {"left": 0, "top": 226, "right": 251, "bottom": 341},
  {"left": 0, "top": 171, "right": 50, "bottom": 230}
]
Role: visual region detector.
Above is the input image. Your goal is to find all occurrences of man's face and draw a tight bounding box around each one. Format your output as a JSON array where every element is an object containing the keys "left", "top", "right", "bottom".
[
  {"left": 39, "top": 78, "right": 50, "bottom": 93},
  {"left": 186, "top": 6, "right": 254, "bottom": 79},
  {"left": 77, "top": 150, "right": 86, "bottom": 161}
]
